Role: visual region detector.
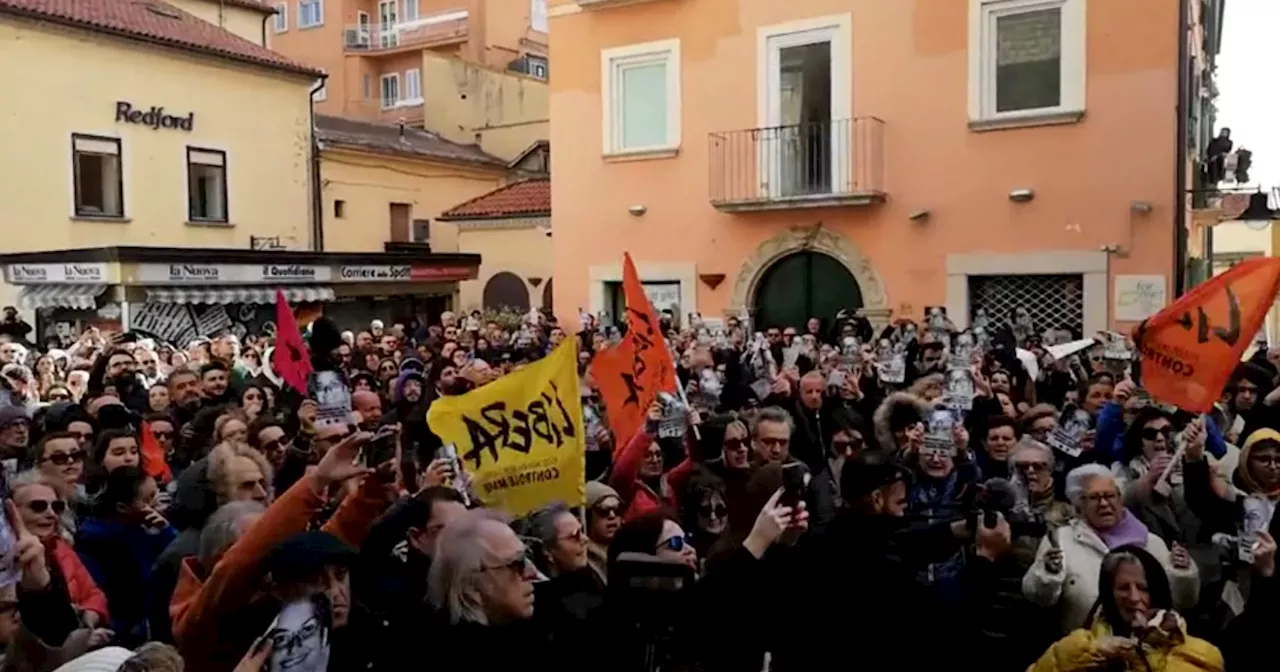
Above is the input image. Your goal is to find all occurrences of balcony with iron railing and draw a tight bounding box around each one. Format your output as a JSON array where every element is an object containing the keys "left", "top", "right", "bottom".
[
  {"left": 343, "top": 9, "right": 469, "bottom": 53},
  {"left": 708, "top": 117, "right": 885, "bottom": 212}
]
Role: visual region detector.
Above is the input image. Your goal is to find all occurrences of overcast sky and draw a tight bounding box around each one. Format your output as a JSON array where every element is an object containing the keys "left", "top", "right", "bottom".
[{"left": 1215, "top": 0, "right": 1279, "bottom": 187}]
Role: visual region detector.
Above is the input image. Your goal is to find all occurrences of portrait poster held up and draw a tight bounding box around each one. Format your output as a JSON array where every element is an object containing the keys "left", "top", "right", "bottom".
[
  {"left": 426, "top": 339, "right": 585, "bottom": 516},
  {"left": 1133, "top": 257, "right": 1280, "bottom": 412},
  {"left": 590, "top": 253, "right": 679, "bottom": 456}
]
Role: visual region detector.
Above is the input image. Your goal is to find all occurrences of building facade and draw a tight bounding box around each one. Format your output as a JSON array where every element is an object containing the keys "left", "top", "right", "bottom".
[
  {"left": 0, "top": 0, "right": 478, "bottom": 338},
  {"left": 271, "top": 0, "right": 549, "bottom": 159},
  {"left": 548, "top": 0, "right": 1219, "bottom": 335}
]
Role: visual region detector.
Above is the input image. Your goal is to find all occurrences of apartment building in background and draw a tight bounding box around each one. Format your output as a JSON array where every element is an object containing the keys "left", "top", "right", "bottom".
[
  {"left": 548, "top": 0, "right": 1225, "bottom": 334},
  {"left": 271, "top": 0, "right": 549, "bottom": 160}
]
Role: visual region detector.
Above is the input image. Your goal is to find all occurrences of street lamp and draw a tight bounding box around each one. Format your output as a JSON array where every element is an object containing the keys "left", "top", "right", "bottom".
[{"left": 1239, "top": 189, "right": 1280, "bottom": 231}]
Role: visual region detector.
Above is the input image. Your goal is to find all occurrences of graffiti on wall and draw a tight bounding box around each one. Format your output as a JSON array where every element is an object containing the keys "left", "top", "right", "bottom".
[{"left": 131, "top": 303, "right": 276, "bottom": 346}]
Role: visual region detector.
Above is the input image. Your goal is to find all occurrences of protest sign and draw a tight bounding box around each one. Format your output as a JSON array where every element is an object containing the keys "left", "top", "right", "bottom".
[
  {"left": 1134, "top": 257, "right": 1280, "bottom": 412},
  {"left": 590, "top": 253, "right": 678, "bottom": 455},
  {"left": 427, "top": 340, "right": 585, "bottom": 516}
]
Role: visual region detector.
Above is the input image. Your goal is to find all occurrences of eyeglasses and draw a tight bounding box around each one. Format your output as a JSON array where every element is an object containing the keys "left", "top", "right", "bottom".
[
  {"left": 0, "top": 601, "right": 18, "bottom": 615},
  {"left": 558, "top": 528, "right": 586, "bottom": 543},
  {"left": 483, "top": 548, "right": 534, "bottom": 576},
  {"left": 832, "top": 436, "right": 864, "bottom": 452},
  {"left": 592, "top": 505, "right": 620, "bottom": 519},
  {"left": 24, "top": 499, "right": 66, "bottom": 515},
  {"left": 69, "top": 431, "right": 92, "bottom": 443},
  {"left": 722, "top": 438, "right": 746, "bottom": 452},
  {"left": 758, "top": 437, "right": 789, "bottom": 449},
  {"left": 698, "top": 503, "right": 727, "bottom": 518},
  {"left": 1085, "top": 491, "right": 1120, "bottom": 504},
  {"left": 262, "top": 437, "right": 292, "bottom": 453},
  {"left": 1014, "top": 461, "right": 1050, "bottom": 474},
  {"left": 47, "top": 393, "right": 70, "bottom": 401},
  {"left": 1250, "top": 454, "right": 1280, "bottom": 467},
  {"left": 1141, "top": 426, "right": 1173, "bottom": 441},
  {"left": 659, "top": 534, "right": 696, "bottom": 553},
  {"left": 152, "top": 430, "right": 174, "bottom": 440},
  {"left": 42, "top": 450, "right": 85, "bottom": 466}
]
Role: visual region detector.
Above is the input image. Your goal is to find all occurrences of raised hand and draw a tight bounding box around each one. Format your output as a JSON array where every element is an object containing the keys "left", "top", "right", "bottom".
[
  {"left": 5, "top": 500, "right": 49, "bottom": 591},
  {"left": 314, "top": 431, "right": 373, "bottom": 491}
]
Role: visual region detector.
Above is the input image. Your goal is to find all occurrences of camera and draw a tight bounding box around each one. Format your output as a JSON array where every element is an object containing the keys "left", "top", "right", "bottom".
[
  {"left": 967, "top": 478, "right": 1047, "bottom": 539},
  {"left": 606, "top": 553, "right": 695, "bottom": 672}
]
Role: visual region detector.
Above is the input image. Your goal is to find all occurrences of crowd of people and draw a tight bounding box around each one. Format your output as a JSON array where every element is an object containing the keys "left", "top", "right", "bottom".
[{"left": 0, "top": 302, "right": 1275, "bottom": 672}]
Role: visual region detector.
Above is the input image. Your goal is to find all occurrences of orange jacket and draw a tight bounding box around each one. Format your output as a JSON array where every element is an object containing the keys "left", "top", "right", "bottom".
[
  {"left": 47, "top": 537, "right": 110, "bottom": 623},
  {"left": 172, "top": 473, "right": 389, "bottom": 672}
]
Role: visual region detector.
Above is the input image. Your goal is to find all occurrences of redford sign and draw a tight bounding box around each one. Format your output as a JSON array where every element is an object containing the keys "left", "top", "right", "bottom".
[{"left": 115, "top": 102, "right": 194, "bottom": 131}]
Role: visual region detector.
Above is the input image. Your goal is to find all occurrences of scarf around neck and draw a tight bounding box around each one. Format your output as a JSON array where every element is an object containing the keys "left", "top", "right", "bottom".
[{"left": 1095, "top": 510, "right": 1150, "bottom": 550}]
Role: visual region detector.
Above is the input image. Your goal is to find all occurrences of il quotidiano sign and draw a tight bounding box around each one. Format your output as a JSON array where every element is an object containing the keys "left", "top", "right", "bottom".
[
  {"left": 5, "top": 263, "right": 108, "bottom": 284},
  {"left": 136, "top": 264, "right": 334, "bottom": 284}
]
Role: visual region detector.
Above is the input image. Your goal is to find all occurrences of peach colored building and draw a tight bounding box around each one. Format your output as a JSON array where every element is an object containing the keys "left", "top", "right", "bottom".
[
  {"left": 548, "top": 0, "right": 1220, "bottom": 335},
  {"left": 270, "top": 0, "right": 549, "bottom": 157}
]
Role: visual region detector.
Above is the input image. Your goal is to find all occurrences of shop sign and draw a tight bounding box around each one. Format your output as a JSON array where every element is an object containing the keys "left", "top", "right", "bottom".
[
  {"left": 339, "top": 265, "right": 411, "bottom": 281},
  {"left": 115, "top": 102, "right": 195, "bottom": 131},
  {"left": 136, "top": 263, "right": 332, "bottom": 284},
  {"left": 6, "top": 263, "right": 108, "bottom": 284},
  {"left": 410, "top": 266, "right": 474, "bottom": 281}
]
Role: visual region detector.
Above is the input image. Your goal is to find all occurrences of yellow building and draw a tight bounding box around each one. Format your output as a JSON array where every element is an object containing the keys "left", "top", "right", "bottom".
[
  {"left": 316, "top": 115, "right": 552, "bottom": 312},
  {"left": 0, "top": 0, "right": 479, "bottom": 340}
]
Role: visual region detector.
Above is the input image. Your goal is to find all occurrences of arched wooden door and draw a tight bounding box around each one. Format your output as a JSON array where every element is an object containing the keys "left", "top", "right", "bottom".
[
  {"left": 482, "top": 272, "right": 530, "bottom": 311},
  {"left": 541, "top": 278, "right": 554, "bottom": 313},
  {"left": 752, "top": 251, "right": 862, "bottom": 331}
]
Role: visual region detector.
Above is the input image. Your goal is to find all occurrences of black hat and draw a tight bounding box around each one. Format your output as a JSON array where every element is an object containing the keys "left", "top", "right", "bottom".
[
  {"left": 840, "top": 452, "right": 912, "bottom": 501},
  {"left": 265, "top": 531, "right": 358, "bottom": 583}
]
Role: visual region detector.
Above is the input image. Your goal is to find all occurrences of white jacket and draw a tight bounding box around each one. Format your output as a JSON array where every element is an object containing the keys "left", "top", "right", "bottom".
[{"left": 1021, "top": 518, "right": 1200, "bottom": 633}]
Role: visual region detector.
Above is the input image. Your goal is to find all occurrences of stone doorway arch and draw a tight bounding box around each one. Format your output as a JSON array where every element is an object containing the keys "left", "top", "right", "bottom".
[{"left": 729, "top": 225, "right": 891, "bottom": 328}]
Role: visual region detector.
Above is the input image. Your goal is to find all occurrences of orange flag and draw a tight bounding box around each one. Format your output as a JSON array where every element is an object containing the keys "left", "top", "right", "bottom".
[
  {"left": 140, "top": 421, "right": 173, "bottom": 484},
  {"left": 1134, "top": 257, "right": 1280, "bottom": 413},
  {"left": 589, "top": 254, "right": 678, "bottom": 455}
]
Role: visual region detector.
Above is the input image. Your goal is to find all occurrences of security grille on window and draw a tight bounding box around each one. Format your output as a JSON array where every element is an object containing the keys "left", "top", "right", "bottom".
[
  {"left": 994, "top": 8, "right": 1062, "bottom": 112},
  {"left": 188, "top": 148, "right": 228, "bottom": 223},
  {"left": 72, "top": 134, "right": 124, "bottom": 218},
  {"left": 968, "top": 274, "right": 1084, "bottom": 337}
]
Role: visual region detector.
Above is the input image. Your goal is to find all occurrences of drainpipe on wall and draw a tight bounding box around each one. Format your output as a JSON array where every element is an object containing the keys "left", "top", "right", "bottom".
[
  {"left": 1173, "top": 0, "right": 1190, "bottom": 297},
  {"left": 260, "top": 11, "right": 270, "bottom": 46},
  {"left": 309, "top": 77, "right": 328, "bottom": 251}
]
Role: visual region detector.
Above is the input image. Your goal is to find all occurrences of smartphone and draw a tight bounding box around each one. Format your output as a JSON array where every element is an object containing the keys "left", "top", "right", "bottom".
[
  {"left": 780, "top": 463, "right": 807, "bottom": 509},
  {"left": 1047, "top": 524, "right": 1061, "bottom": 550},
  {"left": 363, "top": 427, "right": 397, "bottom": 468}
]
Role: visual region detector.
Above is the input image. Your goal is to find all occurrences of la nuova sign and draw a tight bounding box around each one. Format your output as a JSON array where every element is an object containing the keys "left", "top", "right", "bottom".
[
  {"left": 6, "top": 263, "right": 108, "bottom": 284},
  {"left": 136, "top": 264, "right": 334, "bottom": 284}
]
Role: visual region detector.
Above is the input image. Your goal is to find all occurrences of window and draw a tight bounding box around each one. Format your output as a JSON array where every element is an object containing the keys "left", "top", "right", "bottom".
[
  {"left": 527, "top": 55, "right": 548, "bottom": 80},
  {"left": 273, "top": 3, "right": 287, "bottom": 32},
  {"left": 531, "top": 0, "right": 548, "bottom": 32},
  {"left": 968, "top": 274, "right": 1083, "bottom": 337},
  {"left": 298, "top": 0, "right": 322, "bottom": 28},
  {"left": 71, "top": 134, "right": 124, "bottom": 218},
  {"left": 968, "top": 0, "right": 1085, "bottom": 127},
  {"left": 187, "top": 148, "right": 228, "bottom": 223},
  {"left": 601, "top": 39, "right": 681, "bottom": 156},
  {"left": 403, "top": 0, "right": 419, "bottom": 21},
  {"left": 334, "top": 200, "right": 346, "bottom": 218},
  {"left": 404, "top": 68, "right": 422, "bottom": 104},
  {"left": 314, "top": 83, "right": 327, "bottom": 101},
  {"left": 380, "top": 73, "right": 400, "bottom": 109}
]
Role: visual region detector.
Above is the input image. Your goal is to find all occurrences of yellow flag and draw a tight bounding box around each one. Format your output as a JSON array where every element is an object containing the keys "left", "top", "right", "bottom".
[{"left": 426, "top": 340, "right": 584, "bottom": 516}]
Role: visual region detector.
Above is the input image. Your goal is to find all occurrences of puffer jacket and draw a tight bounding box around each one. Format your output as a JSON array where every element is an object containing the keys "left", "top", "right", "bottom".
[{"left": 1029, "top": 612, "right": 1222, "bottom": 671}]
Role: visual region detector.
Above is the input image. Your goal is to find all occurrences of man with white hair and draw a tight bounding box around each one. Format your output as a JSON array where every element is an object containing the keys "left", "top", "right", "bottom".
[
  {"left": 1022, "top": 463, "right": 1200, "bottom": 633},
  {"left": 427, "top": 508, "right": 537, "bottom": 626}
]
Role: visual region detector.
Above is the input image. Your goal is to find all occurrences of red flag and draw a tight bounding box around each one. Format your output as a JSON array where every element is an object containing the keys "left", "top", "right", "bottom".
[
  {"left": 589, "top": 253, "right": 678, "bottom": 455},
  {"left": 139, "top": 421, "right": 172, "bottom": 483},
  {"left": 1134, "top": 257, "right": 1280, "bottom": 412},
  {"left": 272, "top": 289, "right": 313, "bottom": 395}
]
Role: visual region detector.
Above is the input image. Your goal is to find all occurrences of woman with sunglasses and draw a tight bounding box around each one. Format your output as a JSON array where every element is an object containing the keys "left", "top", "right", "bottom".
[
  {"left": 584, "top": 481, "right": 621, "bottom": 585},
  {"left": 9, "top": 471, "right": 110, "bottom": 629}
]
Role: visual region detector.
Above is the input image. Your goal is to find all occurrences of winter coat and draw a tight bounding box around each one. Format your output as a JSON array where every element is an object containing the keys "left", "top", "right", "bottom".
[
  {"left": 1022, "top": 519, "right": 1200, "bottom": 633},
  {"left": 1029, "top": 612, "right": 1222, "bottom": 672}
]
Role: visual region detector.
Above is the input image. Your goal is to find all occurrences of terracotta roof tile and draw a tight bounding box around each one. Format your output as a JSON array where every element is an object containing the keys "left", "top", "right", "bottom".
[
  {"left": 439, "top": 179, "right": 551, "bottom": 220},
  {"left": 315, "top": 115, "right": 506, "bottom": 167},
  {"left": 192, "top": 0, "right": 274, "bottom": 13},
  {"left": 0, "top": 0, "right": 321, "bottom": 76}
]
